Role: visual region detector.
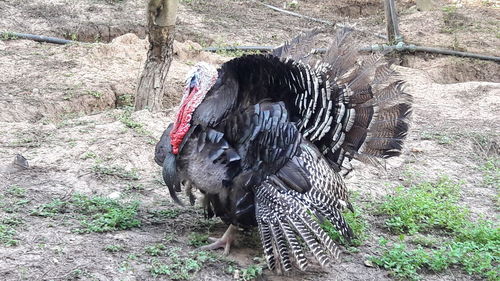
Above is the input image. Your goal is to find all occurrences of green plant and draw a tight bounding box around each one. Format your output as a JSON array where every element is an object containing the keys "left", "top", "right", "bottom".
[
  {"left": 0, "top": 220, "right": 20, "bottom": 246},
  {"left": 420, "top": 131, "right": 456, "bottom": 145},
  {"left": 286, "top": 0, "right": 299, "bottom": 10},
  {"left": 117, "top": 108, "right": 143, "bottom": 130},
  {"left": 209, "top": 40, "right": 261, "bottom": 58},
  {"left": 62, "top": 92, "right": 76, "bottom": 100},
  {"left": 239, "top": 264, "right": 264, "bottom": 281},
  {"left": 441, "top": 6, "right": 470, "bottom": 34},
  {"left": 149, "top": 209, "right": 181, "bottom": 219},
  {"left": 31, "top": 199, "right": 67, "bottom": 217},
  {"left": 372, "top": 177, "right": 499, "bottom": 280},
  {"left": 1, "top": 32, "right": 19, "bottom": 40},
  {"left": 321, "top": 204, "right": 368, "bottom": 246},
  {"left": 1, "top": 217, "right": 23, "bottom": 226},
  {"left": 81, "top": 151, "right": 98, "bottom": 160},
  {"left": 116, "top": 108, "right": 154, "bottom": 140},
  {"left": 188, "top": 232, "right": 208, "bottom": 247},
  {"left": 372, "top": 232, "right": 499, "bottom": 281},
  {"left": 71, "top": 194, "right": 140, "bottom": 233},
  {"left": 6, "top": 186, "right": 26, "bottom": 198},
  {"left": 371, "top": 242, "right": 429, "bottom": 280},
  {"left": 86, "top": 90, "right": 103, "bottom": 98},
  {"left": 116, "top": 94, "right": 134, "bottom": 107},
  {"left": 145, "top": 244, "right": 166, "bottom": 256},
  {"left": 409, "top": 234, "right": 439, "bottom": 247},
  {"left": 3, "top": 199, "right": 30, "bottom": 214},
  {"left": 9, "top": 136, "right": 42, "bottom": 148},
  {"left": 149, "top": 250, "right": 215, "bottom": 279},
  {"left": 31, "top": 195, "right": 141, "bottom": 233},
  {"left": 104, "top": 244, "right": 125, "bottom": 252},
  {"left": 481, "top": 158, "right": 499, "bottom": 188},
  {"left": 377, "top": 177, "right": 468, "bottom": 234},
  {"left": 441, "top": 5, "right": 457, "bottom": 15},
  {"left": 92, "top": 164, "right": 140, "bottom": 180}
]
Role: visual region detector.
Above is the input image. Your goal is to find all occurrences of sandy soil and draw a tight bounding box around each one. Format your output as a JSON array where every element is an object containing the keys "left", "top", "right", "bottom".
[{"left": 0, "top": 0, "right": 498, "bottom": 280}]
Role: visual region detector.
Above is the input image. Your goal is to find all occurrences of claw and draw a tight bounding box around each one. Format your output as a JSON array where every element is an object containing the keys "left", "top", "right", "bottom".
[{"left": 199, "top": 224, "right": 238, "bottom": 255}]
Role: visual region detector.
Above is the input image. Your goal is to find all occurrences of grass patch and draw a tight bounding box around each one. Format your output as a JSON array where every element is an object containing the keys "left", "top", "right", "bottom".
[
  {"left": 86, "top": 90, "right": 103, "bottom": 98},
  {"left": 188, "top": 232, "right": 208, "bottom": 247},
  {"left": 441, "top": 6, "right": 471, "bottom": 34},
  {"left": 206, "top": 40, "right": 262, "bottom": 58},
  {"left": 81, "top": 151, "right": 98, "bottom": 160},
  {"left": 6, "top": 186, "right": 26, "bottom": 198},
  {"left": 149, "top": 250, "right": 216, "bottom": 279},
  {"left": 125, "top": 183, "right": 145, "bottom": 192},
  {"left": 0, "top": 217, "right": 22, "bottom": 246},
  {"left": 420, "top": 131, "right": 455, "bottom": 145},
  {"left": 92, "top": 164, "right": 140, "bottom": 180},
  {"left": 117, "top": 107, "right": 145, "bottom": 131},
  {"left": 377, "top": 177, "right": 468, "bottom": 234},
  {"left": 1, "top": 32, "right": 19, "bottom": 40},
  {"left": 238, "top": 264, "right": 264, "bottom": 281},
  {"left": 71, "top": 194, "right": 140, "bottom": 233},
  {"left": 31, "top": 194, "right": 140, "bottom": 233},
  {"left": 116, "top": 94, "right": 134, "bottom": 108},
  {"left": 481, "top": 158, "right": 499, "bottom": 188},
  {"left": 227, "top": 261, "right": 266, "bottom": 281},
  {"left": 104, "top": 244, "right": 125, "bottom": 253},
  {"left": 372, "top": 178, "right": 499, "bottom": 280},
  {"left": 215, "top": 47, "right": 261, "bottom": 58},
  {"left": 148, "top": 209, "right": 181, "bottom": 219},
  {"left": 371, "top": 242, "right": 429, "bottom": 281},
  {"left": 31, "top": 199, "right": 67, "bottom": 217},
  {"left": 145, "top": 243, "right": 166, "bottom": 256},
  {"left": 3, "top": 198, "right": 31, "bottom": 214},
  {"left": 372, "top": 230, "right": 499, "bottom": 281},
  {"left": 115, "top": 107, "right": 157, "bottom": 143}
]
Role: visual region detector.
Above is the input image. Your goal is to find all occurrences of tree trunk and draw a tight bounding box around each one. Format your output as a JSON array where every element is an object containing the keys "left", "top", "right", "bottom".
[
  {"left": 383, "top": 0, "right": 402, "bottom": 44},
  {"left": 135, "top": 0, "right": 179, "bottom": 111}
]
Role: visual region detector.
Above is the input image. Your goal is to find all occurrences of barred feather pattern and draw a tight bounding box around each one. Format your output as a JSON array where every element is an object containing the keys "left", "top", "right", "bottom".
[
  {"left": 272, "top": 28, "right": 321, "bottom": 65},
  {"left": 254, "top": 143, "right": 352, "bottom": 271},
  {"left": 272, "top": 35, "right": 413, "bottom": 174}
]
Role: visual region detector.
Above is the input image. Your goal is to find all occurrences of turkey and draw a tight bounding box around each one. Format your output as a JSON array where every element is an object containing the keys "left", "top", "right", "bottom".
[{"left": 154, "top": 29, "right": 412, "bottom": 272}]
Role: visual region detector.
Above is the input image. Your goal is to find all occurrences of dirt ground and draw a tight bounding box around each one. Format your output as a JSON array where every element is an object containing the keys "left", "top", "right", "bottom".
[{"left": 0, "top": 0, "right": 499, "bottom": 280}]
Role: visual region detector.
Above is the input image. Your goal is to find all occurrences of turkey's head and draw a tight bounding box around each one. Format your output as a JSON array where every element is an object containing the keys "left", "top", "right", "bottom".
[{"left": 170, "top": 62, "right": 218, "bottom": 154}]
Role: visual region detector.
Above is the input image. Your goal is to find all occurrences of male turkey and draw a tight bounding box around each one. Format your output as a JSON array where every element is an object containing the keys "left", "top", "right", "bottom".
[{"left": 154, "top": 29, "right": 412, "bottom": 272}]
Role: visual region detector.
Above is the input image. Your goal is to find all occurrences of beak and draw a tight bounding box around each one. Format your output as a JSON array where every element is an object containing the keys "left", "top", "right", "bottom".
[
  {"left": 156, "top": 123, "right": 184, "bottom": 206},
  {"left": 162, "top": 152, "right": 184, "bottom": 206}
]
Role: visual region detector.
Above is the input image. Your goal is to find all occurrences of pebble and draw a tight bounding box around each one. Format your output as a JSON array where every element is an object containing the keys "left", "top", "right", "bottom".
[{"left": 108, "top": 191, "right": 121, "bottom": 199}]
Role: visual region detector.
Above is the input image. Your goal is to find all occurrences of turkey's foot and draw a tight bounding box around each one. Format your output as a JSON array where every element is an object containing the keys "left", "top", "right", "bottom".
[{"left": 200, "top": 224, "right": 238, "bottom": 255}]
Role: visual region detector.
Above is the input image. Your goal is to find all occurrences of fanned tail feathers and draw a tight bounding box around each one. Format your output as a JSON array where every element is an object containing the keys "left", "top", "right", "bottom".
[
  {"left": 272, "top": 28, "right": 321, "bottom": 64},
  {"left": 254, "top": 143, "right": 353, "bottom": 271},
  {"left": 310, "top": 29, "right": 412, "bottom": 174}
]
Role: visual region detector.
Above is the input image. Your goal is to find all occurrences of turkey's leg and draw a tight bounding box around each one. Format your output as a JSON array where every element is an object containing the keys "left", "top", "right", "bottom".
[{"left": 200, "top": 224, "right": 238, "bottom": 255}]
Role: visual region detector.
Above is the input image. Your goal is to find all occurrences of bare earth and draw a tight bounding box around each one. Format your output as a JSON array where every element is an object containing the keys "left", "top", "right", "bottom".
[{"left": 0, "top": 0, "right": 498, "bottom": 280}]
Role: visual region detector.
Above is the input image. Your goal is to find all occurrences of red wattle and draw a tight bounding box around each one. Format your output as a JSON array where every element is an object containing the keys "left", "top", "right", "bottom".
[{"left": 169, "top": 87, "right": 199, "bottom": 154}]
